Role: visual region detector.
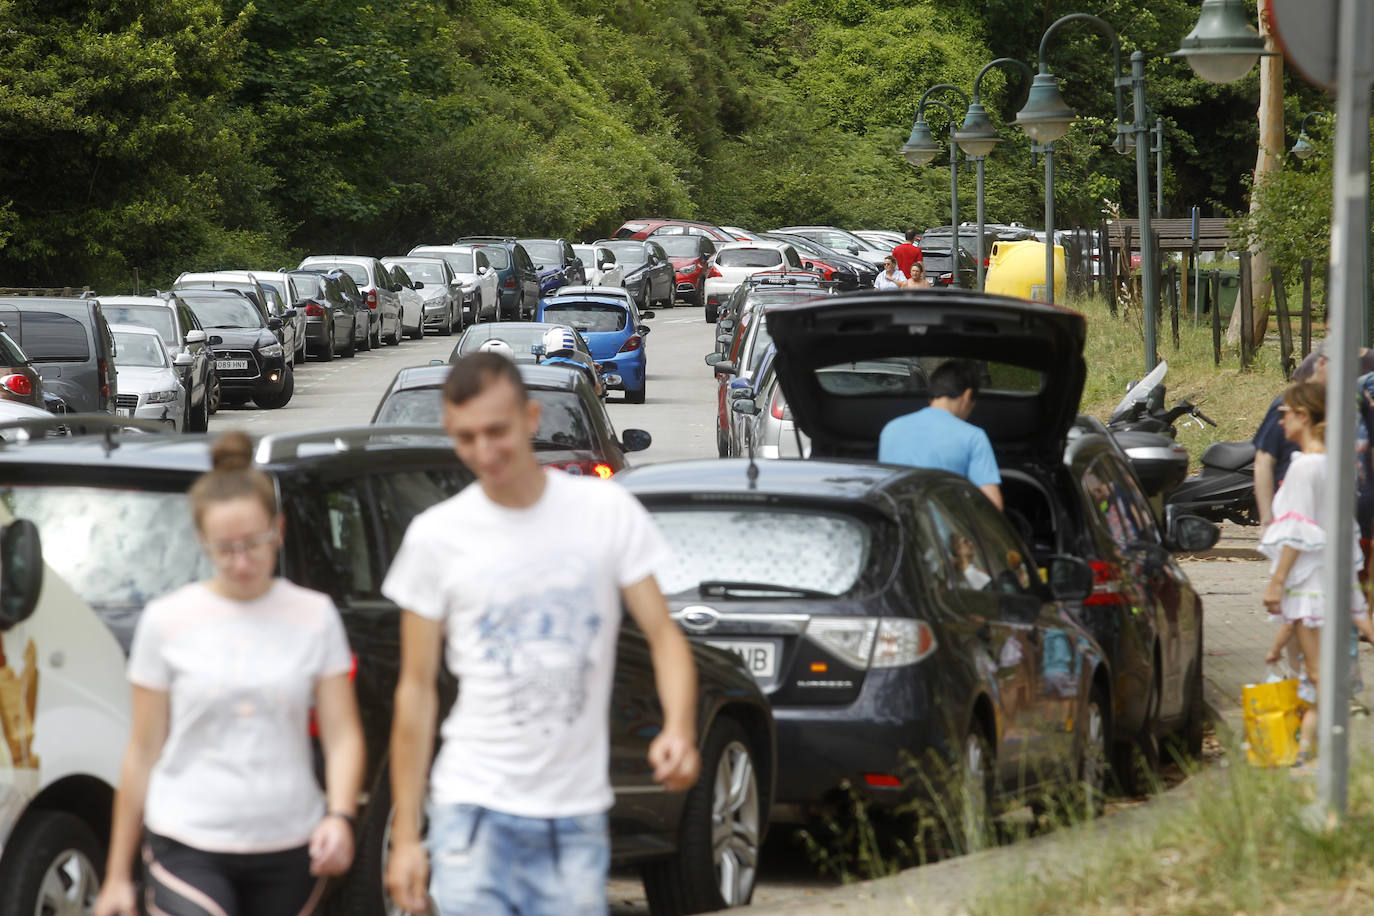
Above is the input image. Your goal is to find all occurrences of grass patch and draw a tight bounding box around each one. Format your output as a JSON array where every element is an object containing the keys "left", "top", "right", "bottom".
[
  {"left": 974, "top": 745, "right": 1374, "bottom": 914},
  {"left": 1064, "top": 293, "right": 1290, "bottom": 467}
]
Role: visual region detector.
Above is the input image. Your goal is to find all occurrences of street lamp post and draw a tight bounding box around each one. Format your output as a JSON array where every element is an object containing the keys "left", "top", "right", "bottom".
[
  {"left": 901, "top": 84, "right": 971, "bottom": 241},
  {"left": 1290, "top": 111, "right": 1322, "bottom": 160},
  {"left": 953, "top": 58, "right": 1035, "bottom": 291},
  {"left": 1013, "top": 13, "right": 1128, "bottom": 310}
]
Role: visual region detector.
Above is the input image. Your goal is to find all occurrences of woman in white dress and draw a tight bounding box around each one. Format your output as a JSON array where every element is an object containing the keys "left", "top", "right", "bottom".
[{"left": 1259, "top": 381, "right": 1369, "bottom": 760}]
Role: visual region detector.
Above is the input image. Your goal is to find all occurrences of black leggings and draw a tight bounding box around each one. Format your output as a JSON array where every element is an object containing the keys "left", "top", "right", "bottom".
[{"left": 142, "top": 833, "right": 325, "bottom": 916}]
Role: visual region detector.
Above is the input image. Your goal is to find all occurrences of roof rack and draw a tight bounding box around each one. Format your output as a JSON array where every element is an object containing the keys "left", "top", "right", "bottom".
[
  {"left": 253, "top": 425, "right": 452, "bottom": 464},
  {"left": 0, "top": 414, "right": 176, "bottom": 449}
]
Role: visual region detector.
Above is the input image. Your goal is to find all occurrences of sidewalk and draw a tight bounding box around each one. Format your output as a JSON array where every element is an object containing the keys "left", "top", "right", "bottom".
[{"left": 749, "top": 523, "right": 1374, "bottom": 915}]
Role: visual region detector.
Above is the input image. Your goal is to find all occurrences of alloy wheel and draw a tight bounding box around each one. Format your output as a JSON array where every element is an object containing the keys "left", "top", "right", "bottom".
[
  {"left": 711, "top": 740, "right": 760, "bottom": 907},
  {"left": 38, "top": 848, "right": 99, "bottom": 916}
]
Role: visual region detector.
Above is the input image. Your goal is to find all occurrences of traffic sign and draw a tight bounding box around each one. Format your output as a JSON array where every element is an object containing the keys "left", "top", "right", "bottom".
[{"left": 1266, "top": 0, "right": 1370, "bottom": 90}]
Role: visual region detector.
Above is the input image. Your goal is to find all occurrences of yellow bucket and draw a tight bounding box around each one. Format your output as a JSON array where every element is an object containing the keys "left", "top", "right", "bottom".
[{"left": 1242, "top": 678, "right": 1301, "bottom": 767}]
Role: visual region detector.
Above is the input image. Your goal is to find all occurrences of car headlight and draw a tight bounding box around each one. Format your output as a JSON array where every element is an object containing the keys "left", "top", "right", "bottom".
[
  {"left": 146, "top": 389, "right": 180, "bottom": 404},
  {"left": 259, "top": 343, "right": 284, "bottom": 358}
]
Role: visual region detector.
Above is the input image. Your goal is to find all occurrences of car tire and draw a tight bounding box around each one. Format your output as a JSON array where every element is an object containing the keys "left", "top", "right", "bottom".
[
  {"left": 705, "top": 301, "right": 718, "bottom": 323},
  {"left": 1116, "top": 668, "right": 1161, "bottom": 798},
  {"left": 358, "top": 318, "right": 372, "bottom": 352},
  {"left": 385, "top": 312, "right": 401, "bottom": 346},
  {"left": 1172, "top": 647, "right": 1206, "bottom": 761},
  {"left": 254, "top": 365, "right": 294, "bottom": 409},
  {"left": 0, "top": 810, "right": 103, "bottom": 916},
  {"left": 296, "top": 334, "right": 308, "bottom": 364},
  {"left": 440, "top": 305, "right": 454, "bottom": 336},
  {"left": 626, "top": 380, "right": 646, "bottom": 404},
  {"left": 188, "top": 389, "right": 210, "bottom": 432},
  {"left": 341, "top": 320, "right": 356, "bottom": 358},
  {"left": 336, "top": 768, "right": 430, "bottom": 916},
  {"left": 408, "top": 313, "right": 425, "bottom": 341},
  {"left": 370, "top": 319, "right": 382, "bottom": 350},
  {"left": 1076, "top": 685, "right": 1110, "bottom": 817},
  {"left": 316, "top": 328, "right": 336, "bottom": 362},
  {"left": 641, "top": 718, "right": 761, "bottom": 914},
  {"left": 716, "top": 429, "right": 728, "bottom": 458}
]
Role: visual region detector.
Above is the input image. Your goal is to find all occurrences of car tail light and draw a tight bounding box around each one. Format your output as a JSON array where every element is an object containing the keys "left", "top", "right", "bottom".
[
  {"left": 551, "top": 460, "right": 615, "bottom": 478},
  {"left": 1, "top": 374, "right": 32, "bottom": 396},
  {"left": 504, "top": 276, "right": 516, "bottom": 288},
  {"left": 708, "top": 265, "right": 723, "bottom": 278},
  {"left": 982, "top": 257, "right": 990, "bottom": 267},
  {"left": 804, "top": 617, "right": 936, "bottom": 669},
  {"left": 592, "top": 462, "right": 613, "bottom": 479},
  {"left": 366, "top": 289, "right": 378, "bottom": 310},
  {"left": 864, "top": 773, "right": 903, "bottom": 788},
  {"left": 939, "top": 273, "right": 954, "bottom": 285},
  {"left": 1085, "top": 560, "right": 1127, "bottom": 606},
  {"left": 97, "top": 358, "right": 110, "bottom": 398},
  {"left": 309, "top": 653, "right": 358, "bottom": 737},
  {"left": 770, "top": 387, "right": 790, "bottom": 420},
  {"left": 304, "top": 300, "right": 325, "bottom": 317},
  {"left": 618, "top": 335, "right": 642, "bottom": 353}
]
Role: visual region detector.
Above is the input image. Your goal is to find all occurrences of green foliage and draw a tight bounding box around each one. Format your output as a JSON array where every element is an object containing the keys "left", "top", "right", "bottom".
[{"left": 0, "top": 0, "right": 1322, "bottom": 289}]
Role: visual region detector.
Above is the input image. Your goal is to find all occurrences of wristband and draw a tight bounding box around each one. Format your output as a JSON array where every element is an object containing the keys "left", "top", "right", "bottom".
[{"left": 327, "top": 811, "right": 357, "bottom": 833}]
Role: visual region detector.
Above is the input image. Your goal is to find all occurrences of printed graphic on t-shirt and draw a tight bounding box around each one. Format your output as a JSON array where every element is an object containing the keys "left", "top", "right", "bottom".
[{"left": 474, "top": 559, "right": 601, "bottom": 730}]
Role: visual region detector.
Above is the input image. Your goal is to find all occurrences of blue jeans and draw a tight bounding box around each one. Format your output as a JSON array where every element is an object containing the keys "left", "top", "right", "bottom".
[{"left": 427, "top": 804, "right": 610, "bottom": 915}]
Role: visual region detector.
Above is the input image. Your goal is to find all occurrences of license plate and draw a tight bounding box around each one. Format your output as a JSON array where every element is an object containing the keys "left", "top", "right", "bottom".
[
  {"left": 706, "top": 640, "right": 777, "bottom": 678},
  {"left": 217, "top": 359, "right": 249, "bottom": 370},
  {"left": 116, "top": 408, "right": 133, "bottom": 417}
]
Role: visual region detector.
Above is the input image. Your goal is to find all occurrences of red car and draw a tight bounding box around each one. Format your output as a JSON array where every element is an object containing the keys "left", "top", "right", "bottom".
[
  {"left": 652, "top": 234, "right": 718, "bottom": 309},
  {"left": 613, "top": 217, "right": 735, "bottom": 244}
]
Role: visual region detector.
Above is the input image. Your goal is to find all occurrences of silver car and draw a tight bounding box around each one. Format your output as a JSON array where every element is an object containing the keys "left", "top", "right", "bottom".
[
  {"left": 298, "top": 256, "right": 405, "bottom": 347},
  {"left": 382, "top": 257, "right": 457, "bottom": 336},
  {"left": 250, "top": 270, "right": 311, "bottom": 362},
  {"left": 109, "top": 324, "right": 190, "bottom": 432},
  {"left": 98, "top": 295, "right": 215, "bottom": 429}
]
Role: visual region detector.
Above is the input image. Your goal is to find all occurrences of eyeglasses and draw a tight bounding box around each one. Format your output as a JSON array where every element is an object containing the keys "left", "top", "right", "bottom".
[{"left": 203, "top": 530, "right": 279, "bottom": 558}]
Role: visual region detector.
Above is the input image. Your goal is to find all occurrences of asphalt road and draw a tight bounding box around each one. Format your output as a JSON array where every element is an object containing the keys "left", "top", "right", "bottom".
[
  {"left": 216, "top": 308, "right": 722, "bottom": 465},
  {"left": 214, "top": 304, "right": 829, "bottom": 910}
]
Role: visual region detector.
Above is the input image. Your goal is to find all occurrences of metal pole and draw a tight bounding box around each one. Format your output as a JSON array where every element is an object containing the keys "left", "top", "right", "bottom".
[
  {"left": 1044, "top": 144, "right": 1055, "bottom": 304},
  {"left": 950, "top": 135, "right": 959, "bottom": 232},
  {"left": 976, "top": 157, "right": 987, "bottom": 291},
  {"left": 1317, "top": 0, "right": 1373, "bottom": 819},
  {"left": 1155, "top": 118, "right": 1165, "bottom": 217},
  {"left": 1133, "top": 51, "right": 1158, "bottom": 371}
]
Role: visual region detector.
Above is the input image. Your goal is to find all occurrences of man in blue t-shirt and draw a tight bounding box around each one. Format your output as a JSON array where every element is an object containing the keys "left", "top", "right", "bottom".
[{"left": 878, "top": 359, "right": 1003, "bottom": 509}]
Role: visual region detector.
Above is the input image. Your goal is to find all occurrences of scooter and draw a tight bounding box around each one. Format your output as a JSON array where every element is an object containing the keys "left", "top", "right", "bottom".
[
  {"left": 1166, "top": 441, "right": 1258, "bottom": 526},
  {"left": 1106, "top": 362, "right": 1212, "bottom": 500}
]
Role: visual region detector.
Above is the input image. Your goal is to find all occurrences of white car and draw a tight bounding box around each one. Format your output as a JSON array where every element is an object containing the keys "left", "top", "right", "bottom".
[
  {"left": 383, "top": 256, "right": 459, "bottom": 336},
  {"left": 572, "top": 244, "right": 624, "bottom": 288},
  {"left": 409, "top": 245, "right": 500, "bottom": 324},
  {"left": 702, "top": 240, "right": 806, "bottom": 306},
  {"left": 856, "top": 230, "right": 906, "bottom": 249},
  {"left": 109, "top": 324, "right": 190, "bottom": 431}
]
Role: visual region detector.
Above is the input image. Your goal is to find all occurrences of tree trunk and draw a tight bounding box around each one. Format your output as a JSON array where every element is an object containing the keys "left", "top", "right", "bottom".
[{"left": 1227, "top": 0, "right": 1284, "bottom": 346}]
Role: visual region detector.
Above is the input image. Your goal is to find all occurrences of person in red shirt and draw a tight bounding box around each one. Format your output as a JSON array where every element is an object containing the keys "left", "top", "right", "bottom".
[{"left": 892, "top": 229, "right": 923, "bottom": 278}]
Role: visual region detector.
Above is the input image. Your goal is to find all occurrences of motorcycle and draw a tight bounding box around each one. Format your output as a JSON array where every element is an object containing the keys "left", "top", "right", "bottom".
[{"left": 1108, "top": 361, "right": 1258, "bottom": 526}]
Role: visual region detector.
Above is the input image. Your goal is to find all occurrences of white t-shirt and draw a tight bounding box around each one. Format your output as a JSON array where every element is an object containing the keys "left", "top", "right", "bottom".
[
  {"left": 127, "top": 579, "right": 352, "bottom": 853},
  {"left": 874, "top": 268, "right": 908, "bottom": 290},
  {"left": 381, "top": 470, "right": 668, "bottom": 819}
]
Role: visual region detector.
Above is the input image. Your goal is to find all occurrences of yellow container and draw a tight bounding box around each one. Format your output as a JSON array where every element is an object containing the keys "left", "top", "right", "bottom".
[
  {"left": 1242, "top": 678, "right": 1301, "bottom": 767},
  {"left": 984, "top": 239, "right": 1067, "bottom": 302}
]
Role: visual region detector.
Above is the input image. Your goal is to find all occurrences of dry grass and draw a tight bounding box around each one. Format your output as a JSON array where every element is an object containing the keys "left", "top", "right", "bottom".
[
  {"left": 1065, "top": 293, "right": 1291, "bottom": 468},
  {"left": 973, "top": 744, "right": 1374, "bottom": 916}
]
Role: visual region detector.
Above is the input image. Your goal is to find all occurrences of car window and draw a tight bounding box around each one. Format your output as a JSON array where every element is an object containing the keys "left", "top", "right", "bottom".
[
  {"left": 742, "top": 322, "right": 773, "bottom": 375},
  {"left": 256, "top": 278, "right": 287, "bottom": 310},
  {"left": 475, "top": 245, "right": 510, "bottom": 269},
  {"left": 718, "top": 249, "right": 783, "bottom": 269},
  {"left": 648, "top": 506, "right": 879, "bottom": 597},
  {"left": 391, "top": 260, "right": 446, "bottom": 284},
  {"left": 1081, "top": 455, "right": 1156, "bottom": 553},
  {"left": 456, "top": 325, "right": 546, "bottom": 358},
  {"left": 391, "top": 265, "right": 414, "bottom": 288},
  {"left": 656, "top": 236, "right": 709, "bottom": 257},
  {"left": 323, "top": 483, "right": 381, "bottom": 600},
  {"left": 177, "top": 304, "right": 201, "bottom": 336},
  {"left": 0, "top": 484, "right": 212, "bottom": 610},
  {"left": 916, "top": 490, "right": 994, "bottom": 593},
  {"left": 335, "top": 273, "right": 362, "bottom": 298},
  {"left": 540, "top": 303, "right": 627, "bottom": 333},
  {"left": 376, "top": 386, "right": 595, "bottom": 450},
  {"left": 16, "top": 311, "right": 90, "bottom": 362},
  {"left": 647, "top": 242, "right": 666, "bottom": 261},
  {"left": 605, "top": 242, "right": 647, "bottom": 267},
  {"left": 303, "top": 261, "right": 369, "bottom": 287},
  {"left": 522, "top": 240, "right": 562, "bottom": 267},
  {"left": 180, "top": 295, "right": 264, "bottom": 329},
  {"left": 813, "top": 356, "right": 1042, "bottom": 397},
  {"left": 784, "top": 247, "right": 802, "bottom": 268},
  {"left": 103, "top": 306, "right": 177, "bottom": 345},
  {"left": 515, "top": 248, "right": 533, "bottom": 272},
  {"left": 957, "top": 488, "right": 1040, "bottom": 600},
  {"left": 0, "top": 331, "right": 27, "bottom": 364},
  {"left": 113, "top": 332, "right": 168, "bottom": 368},
  {"left": 373, "top": 469, "right": 468, "bottom": 564}
]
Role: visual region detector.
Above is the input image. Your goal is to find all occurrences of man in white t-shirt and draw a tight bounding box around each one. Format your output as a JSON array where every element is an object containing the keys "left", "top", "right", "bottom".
[{"left": 383, "top": 352, "right": 700, "bottom": 915}]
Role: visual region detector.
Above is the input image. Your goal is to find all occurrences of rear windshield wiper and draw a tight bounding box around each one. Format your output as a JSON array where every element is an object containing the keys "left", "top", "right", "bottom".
[{"left": 697, "top": 580, "right": 833, "bottom": 599}]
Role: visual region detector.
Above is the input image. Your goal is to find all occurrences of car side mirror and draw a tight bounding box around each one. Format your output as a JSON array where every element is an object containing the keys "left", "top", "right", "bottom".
[
  {"left": 574, "top": 257, "right": 585, "bottom": 267},
  {"left": 1166, "top": 511, "right": 1220, "bottom": 553},
  {"left": 705, "top": 352, "right": 724, "bottom": 366},
  {"left": 714, "top": 361, "right": 737, "bottom": 376},
  {"left": 173, "top": 352, "right": 194, "bottom": 368},
  {"left": 0, "top": 519, "right": 44, "bottom": 629},
  {"left": 1046, "top": 555, "right": 1095, "bottom": 602},
  {"left": 803, "top": 261, "right": 814, "bottom": 269},
  {"left": 599, "top": 261, "right": 613, "bottom": 271},
  {"left": 283, "top": 308, "right": 298, "bottom": 319},
  {"left": 641, "top": 311, "right": 655, "bottom": 320},
  {"left": 848, "top": 245, "right": 859, "bottom": 254},
  {"left": 391, "top": 285, "right": 403, "bottom": 293},
  {"left": 413, "top": 281, "right": 425, "bottom": 290},
  {"left": 731, "top": 398, "right": 758, "bottom": 416},
  {"left": 477, "top": 266, "right": 488, "bottom": 275},
  {"left": 185, "top": 329, "right": 207, "bottom": 344},
  {"left": 267, "top": 317, "right": 283, "bottom": 330},
  {"left": 429, "top": 359, "right": 445, "bottom": 366},
  {"left": 209, "top": 335, "right": 223, "bottom": 346},
  {"left": 729, "top": 385, "right": 752, "bottom": 399},
  {"left": 621, "top": 428, "right": 652, "bottom": 452},
  {"left": 719, "top": 319, "right": 735, "bottom": 331}
]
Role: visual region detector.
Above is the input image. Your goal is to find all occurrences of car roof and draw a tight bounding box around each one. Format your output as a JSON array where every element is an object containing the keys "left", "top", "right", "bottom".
[
  {"left": 301, "top": 256, "right": 373, "bottom": 267},
  {"left": 168, "top": 288, "right": 249, "bottom": 300},
  {"left": 716, "top": 240, "right": 791, "bottom": 253},
  {"left": 392, "top": 362, "right": 583, "bottom": 393},
  {"left": 619, "top": 458, "right": 925, "bottom": 510},
  {"left": 177, "top": 271, "right": 261, "bottom": 283},
  {"left": 554, "top": 285, "right": 631, "bottom": 299},
  {"left": 96, "top": 296, "right": 176, "bottom": 308}
]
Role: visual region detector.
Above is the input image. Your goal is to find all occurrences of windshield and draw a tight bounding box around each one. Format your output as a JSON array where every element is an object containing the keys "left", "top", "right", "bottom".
[
  {"left": 816, "top": 357, "right": 1042, "bottom": 397},
  {"left": 470, "top": 245, "right": 509, "bottom": 269},
  {"left": 572, "top": 246, "right": 600, "bottom": 265},
  {"left": 390, "top": 261, "right": 447, "bottom": 284},
  {"left": 0, "top": 485, "right": 213, "bottom": 610},
  {"left": 257, "top": 277, "right": 289, "bottom": 306},
  {"left": 522, "top": 241, "right": 562, "bottom": 267},
  {"left": 102, "top": 306, "right": 176, "bottom": 344},
  {"left": 656, "top": 236, "right": 704, "bottom": 257},
  {"left": 541, "top": 304, "right": 626, "bottom": 333},
  {"left": 604, "top": 242, "right": 647, "bottom": 267},
  {"left": 180, "top": 295, "right": 263, "bottom": 329},
  {"left": 650, "top": 508, "right": 874, "bottom": 596},
  {"left": 301, "top": 260, "right": 369, "bottom": 287},
  {"left": 376, "top": 388, "right": 593, "bottom": 448},
  {"left": 286, "top": 273, "right": 324, "bottom": 298},
  {"left": 413, "top": 249, "right": 476, "bottom": 274},
  {"left": 718, "top": 249, "right": 782, "bottom": 268},
  {"left": 457, "top": 325, "right": 549, "bottom": 359},
  {"left": 113, "top": 332, "right": 168, "bottom": 368}
]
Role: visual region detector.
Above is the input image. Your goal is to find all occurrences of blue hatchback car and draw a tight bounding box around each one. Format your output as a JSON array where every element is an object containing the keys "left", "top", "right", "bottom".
[{"left": 537, "top": 289, "right": 653, "bottom": 403}]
